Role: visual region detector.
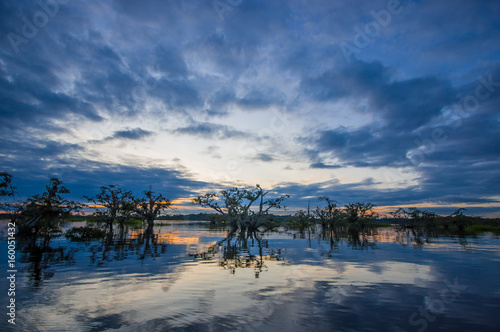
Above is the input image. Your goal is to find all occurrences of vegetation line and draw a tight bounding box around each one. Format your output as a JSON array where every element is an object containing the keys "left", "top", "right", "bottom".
[{"left": 1, "top": 172, "right": 499, "bottom": 239}]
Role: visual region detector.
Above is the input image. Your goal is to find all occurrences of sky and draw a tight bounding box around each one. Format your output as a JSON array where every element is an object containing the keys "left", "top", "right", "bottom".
[{"left": 1, "top": 0, "right": 500, "bottom": 216}]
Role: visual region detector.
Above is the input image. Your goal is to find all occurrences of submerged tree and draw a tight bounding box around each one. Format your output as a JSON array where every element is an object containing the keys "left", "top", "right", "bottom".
[
  {"left": 136, "top": 189, "right": 172, "bottom": 230},
  {"left": 344, "top": 202, "right": 377, "bottom": 227},
  {"left": 315, "top": 197, "right": 344, "bottom": 228},
  {"left": 0, "top": 171, "right": 15, "bottom": 199},
  {"left": 449, "top": 208, "right": 473, "bottom": 231},
  {"left": 1, "top": 172, "right": 16, "bottom": 213},
  {"left": 85, "top": 185, "right": 136, "bottom": 232},
  {"left": 192, "top": 184, "right": 289, "bottom": 231},
  {"left": 16, "top": 177, "right": 81, "bottom": 238},
  {"left": 390, "top": 207, "right": 436, "bottom": 228},
  {"left": 289, "top": 203, "right": 316, "bottom": 230}
]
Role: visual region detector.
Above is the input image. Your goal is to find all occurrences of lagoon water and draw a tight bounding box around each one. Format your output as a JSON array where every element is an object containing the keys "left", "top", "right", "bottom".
[{"left": 1, "top": 221, "right": 500, "bottom": 331}]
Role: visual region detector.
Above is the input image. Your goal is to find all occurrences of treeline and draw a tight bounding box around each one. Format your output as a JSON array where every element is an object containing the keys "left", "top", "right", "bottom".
[
  {"left": 157, "top": 213, "right": 215, "bottom": 221},
  {"left": 0, "top": 173, "right": 171, "bottom": 238},
  {"left": 387, "top": 207, "right": 500, "bottom": 232},
  {"left": 1, "top": 173, "right": 498, "bottom": 238},
  {"left": 285, "top": 202, "right": 498, "bottom": 233},
  {"left": 191, "top": 185, "right": 499, "bottom": 232},
  {"left": 285, "top": 198, "right": 378, "bottom": 230}
]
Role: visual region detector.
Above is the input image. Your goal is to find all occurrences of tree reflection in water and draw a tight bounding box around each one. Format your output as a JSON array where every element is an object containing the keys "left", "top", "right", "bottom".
[
  {"left": 17, "top": 224, "right": 168, "bottom": 288},
  {"left": 317, "top": 225, "right": 378, "bottom": 251},
  {"left": 394, "top": 225, "right": 472, "bottom": 248},
  {"left": 190, "top": 229, "right": 284, "bottom": 278},
  {"left": 289, "top": 224, "right": 380, "bottom": 253},
  {"left": 88, "top": 225, "right": 167, "bottom": 265},
  {"left": 18, "top": 235, "right": 77, "bottom": 289},
  {"left": 15, "top": 223, "right": 477, "bottom": 289}
]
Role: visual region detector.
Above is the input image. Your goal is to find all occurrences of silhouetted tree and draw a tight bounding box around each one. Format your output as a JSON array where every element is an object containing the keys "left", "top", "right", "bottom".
[
  {"left": 390, "top": 207, "right": 436, "bottom": 228},
  {"left": 192, "top": 184, "right": 289, "bottom": 231},
  {"left": 344, "top": 202, "right": 377, "bottom": 227},
  {"left": 0, "top": 172, "right": 16, "bottom": 212},
  {"left": 16, "top": 177, "right": 81, "bottom": 238},
  {"left": 315, "top": 197, "right": 344, "bottom": 228},
  {"left": 136, "top": 189, "right": 172, "bottom": 230},
  {"left": 0, "top": 171, "right": 15, "bottom": 198},
  {"left": 85, "top": 185, "right": 136, "bottom": 232},
  {"left": 390, "top": 207, "right": 413, "bottom": 227},
  {"left": 289, "top": 203, "right": 316, "bottom": 230},
  {"left": 450, "top": 208, "right": 472, "bottom": 231}
]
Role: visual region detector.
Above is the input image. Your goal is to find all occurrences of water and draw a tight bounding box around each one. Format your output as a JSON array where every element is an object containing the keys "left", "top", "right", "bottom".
[{"left": 1, "top": 221, "right": 500, "bottom": 331}]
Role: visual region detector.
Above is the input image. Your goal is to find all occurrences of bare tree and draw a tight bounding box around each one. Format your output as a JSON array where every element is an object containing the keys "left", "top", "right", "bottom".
[
  {"left": 136, "top": 189, "right": 172, "bottom": 230},
  {"left": 0, "top": 172, "right": 15, "bottom": 199},
  {"left": 449, "top": 208, "right": 472, "bottom": 231},
  {"left": 192, "top": 184, "right": 289, "bottom": 231},
  {"left": 344, "top": 202, "right": 377, "bottom": 227},
  {"left": 315, "top": 197, "right": 344, "bottom": 228},
  {"left": 85, "top": 185, "right": 136, "bottom": 232},
  {"left": 0, "top": 172, "right": 16, "bottom": 213},
  {"left": 390, "top": 207, "right": 436, "bottom": 228},
  {"left": 16, "top": 177, "right": 81, "bottom": 237},
  {"left": 289, "top": 203, "right": 316, "bottom": 230}
]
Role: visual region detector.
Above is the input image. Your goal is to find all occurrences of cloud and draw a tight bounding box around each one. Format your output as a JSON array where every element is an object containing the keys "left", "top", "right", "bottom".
[
  {"left": 254, "top": 153, "right": 274, "bottom": 162},
  {"left": 300, "top": 60, "right": 457, "bottom": 131},
  {"left": 310, "top": 162, "right": 343, "bottom": 169},
  {"left": 108, "top": 128, "right": 154, "bottom": 141},
  {"left": 299, "top": 59, "right": 500, "bottom": 169},
  {"left": 237, "top": 87, "right": 287, "bottom": 110},
  {"left": 154, "top": 46, "right": 189, "bottom": 79},
  {"left": 172, "top": 122, "right": 247, "bottom": 139},
  {"left": 150, "top": 78, "right": 203, "bottom": 108},
  {"left": 0, "top": 65, "right": 104, "bottom": 132},
  {"left": 308, "top": 125, "right": 413, "bottom": 168},
  {"left": 299, "top": 61, "right": 500, "bottom": 213},
  {"left": 204, "top": 85, "right": 287, "bottom": 114}
]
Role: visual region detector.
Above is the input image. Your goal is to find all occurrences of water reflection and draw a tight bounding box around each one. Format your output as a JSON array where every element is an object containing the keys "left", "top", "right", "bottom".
[
  {"left": 18, "top": 236, "right": 77, "bottom": 289},
  {"left": 1, "top": 222, "right": 499, "bottom": 331},
  {"left": 317, "top": 226, "right": 378, "bottom": 250},
  {"left": 86, "top": 225, "right": 168, "bottom": 266},
  {"left": 190, "top": 230, "right": 284, "bottom": 278},
  {"left": 392, "top": 226, "right": 476, "bottom": 249}
]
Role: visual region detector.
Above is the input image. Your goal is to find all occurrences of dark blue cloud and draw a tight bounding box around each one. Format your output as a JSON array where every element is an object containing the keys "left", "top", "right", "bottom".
[
  {"left": 151, "top": 78, "right": 202, "bottom": 108},
  {"left": 238, "top": 87, "right": 287, "bottom": 110},
  {"left": 205, "top": 86, "right": 286, "bottom": 112},
  {"left": 172, "top": 122, "right": 247, "bottom": 139},
  {"left": 300, "top": 60, "right": 457, "bottom": 131},
  {"left": 154, "top": 46, "right": 189, "bottom": 79},
  {"left": 109, "top": 128, "right": 153, "bottom": 141},
  {"left": 254, "top": 153, "right": 274, "bottom": 162},
  {"left": 310, "top": 162, "right": 343, "bottom": 169}
]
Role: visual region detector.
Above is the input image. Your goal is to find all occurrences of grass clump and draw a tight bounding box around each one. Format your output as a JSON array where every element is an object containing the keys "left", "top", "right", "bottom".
[
  {"left": 65, "top": 226, "right": 107, "bottom": 241},
  {"left": 465, "top": 224, "right": 500, "bottom": 234}
]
